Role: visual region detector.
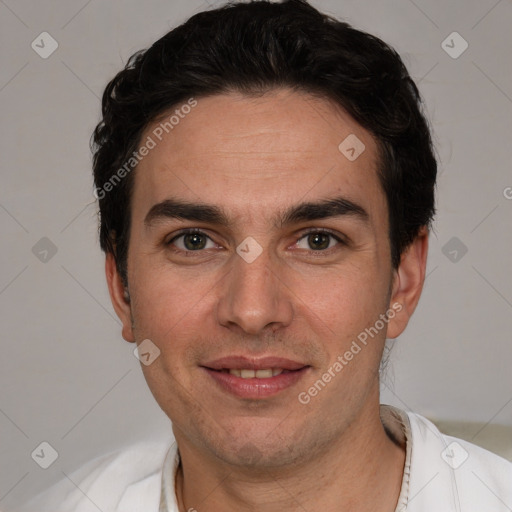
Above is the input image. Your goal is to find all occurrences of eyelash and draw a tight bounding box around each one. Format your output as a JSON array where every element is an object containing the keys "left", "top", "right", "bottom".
[{"left": 166, "top": 228, "right": 346, "bottom": 256}]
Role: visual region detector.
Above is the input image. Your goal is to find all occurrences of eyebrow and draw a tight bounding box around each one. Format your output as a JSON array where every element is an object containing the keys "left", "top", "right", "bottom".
[{"left": 144, "top": 196, "right": 369, "bottom": 228}]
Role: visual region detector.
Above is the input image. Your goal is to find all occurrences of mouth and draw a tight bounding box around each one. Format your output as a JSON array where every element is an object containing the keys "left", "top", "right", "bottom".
[
  {"left": 215, "top": 368, "right": 291, "bottom": 378},
  {"left": 200, "top": 356, "right": 311, "bottom": 399}
]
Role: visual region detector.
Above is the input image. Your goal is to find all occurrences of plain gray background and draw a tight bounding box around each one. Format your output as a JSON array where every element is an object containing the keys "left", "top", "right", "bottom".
[{"left": 1, "top": 0, "right": 511, "bottom": 508}]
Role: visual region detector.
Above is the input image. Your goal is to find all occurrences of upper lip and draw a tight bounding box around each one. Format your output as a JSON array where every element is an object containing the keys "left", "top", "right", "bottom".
[{"left": 202, "top": 356, "right": 308, "bottom": 371}]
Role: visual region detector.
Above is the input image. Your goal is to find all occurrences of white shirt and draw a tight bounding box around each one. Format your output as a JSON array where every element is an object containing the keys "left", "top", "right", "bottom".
[{"left": 20, "top": 405, "right": 512, "bottom": 511}]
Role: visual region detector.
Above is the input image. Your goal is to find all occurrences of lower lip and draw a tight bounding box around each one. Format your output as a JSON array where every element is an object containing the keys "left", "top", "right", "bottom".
[{"left": 202, "top": 367, "right": 310, "bottom": 399}]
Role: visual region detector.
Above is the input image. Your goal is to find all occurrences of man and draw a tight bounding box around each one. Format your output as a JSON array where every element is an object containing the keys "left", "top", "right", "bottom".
[{"left": 21, "top": 1, "right": 512, "bottom": 511}]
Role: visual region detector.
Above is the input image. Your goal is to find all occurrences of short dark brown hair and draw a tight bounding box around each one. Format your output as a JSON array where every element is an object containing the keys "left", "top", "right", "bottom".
[{"left": 92, "top": 0, "right": 437, "bottom": 285}]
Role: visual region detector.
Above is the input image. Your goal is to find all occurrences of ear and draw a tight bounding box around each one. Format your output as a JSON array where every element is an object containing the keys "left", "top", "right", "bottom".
[
  {"left": 386, "top": 227, "right": 429, "bottom": 339},
  {"left": 105, "top": 252, "right": 135, "bottom": 343}
]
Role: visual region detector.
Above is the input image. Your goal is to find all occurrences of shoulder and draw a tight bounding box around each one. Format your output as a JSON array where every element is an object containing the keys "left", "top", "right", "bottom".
[
  {"left": 19, "top": 440, "right": 174, "bottom": 512},
  {"left": 405, "top": 410, "right": 512, "bottom": 511}
]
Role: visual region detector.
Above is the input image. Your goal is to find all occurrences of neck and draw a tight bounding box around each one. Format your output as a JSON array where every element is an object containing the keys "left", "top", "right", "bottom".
[{"left": 174, "top": 402, "right": 406, "bottom": 512}]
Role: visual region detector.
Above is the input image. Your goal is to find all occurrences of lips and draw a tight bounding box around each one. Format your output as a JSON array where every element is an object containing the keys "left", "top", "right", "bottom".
[
  {"left": 202, "top": 355, "right": 307, "bottom": 371},
  {"left": 201, "top": 355, "right": 310, "bottom": 399}
]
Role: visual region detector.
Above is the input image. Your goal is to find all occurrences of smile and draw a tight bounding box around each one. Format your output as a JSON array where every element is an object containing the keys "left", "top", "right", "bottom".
[
  {"left": 202, "top": 365, "right": 310, "bottom": 399},
  {"left": 219, "top": 368, "right": 287, "bottom": 378}
]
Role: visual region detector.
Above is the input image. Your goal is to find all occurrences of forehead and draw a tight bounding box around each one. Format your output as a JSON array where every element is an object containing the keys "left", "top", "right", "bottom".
[{"left": 132, "top": 89, "right": 386, "bottom": 227}]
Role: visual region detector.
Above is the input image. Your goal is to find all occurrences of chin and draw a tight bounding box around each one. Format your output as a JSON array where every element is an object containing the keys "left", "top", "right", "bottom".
[{"left": 206, "top": 424, "right": 310, "bottom": 469}]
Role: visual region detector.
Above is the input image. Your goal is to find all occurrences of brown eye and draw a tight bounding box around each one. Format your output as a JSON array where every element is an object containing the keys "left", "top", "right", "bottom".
[
  {"left": 182, "top": 233, "right": 207, "bottom": 250},
  {"left": 296, "top": 230, "right": 342, "bottom": 251},
  {"left": 307, "top": 232, "right": 331, "bottom": 250},
  {"left": 168, "top": 230, "right": 215, "bottom": 251}
]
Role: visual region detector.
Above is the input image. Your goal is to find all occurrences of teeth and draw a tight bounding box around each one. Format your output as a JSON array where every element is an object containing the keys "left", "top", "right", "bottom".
[
  {"left": 255, "top": 369, "right": 273, "bottom": 378},
  {"left": 228, "top": 368, "right": 284, "bottom": 378}
]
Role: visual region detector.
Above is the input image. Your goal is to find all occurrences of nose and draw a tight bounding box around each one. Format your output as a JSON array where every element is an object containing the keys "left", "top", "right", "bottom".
[{"left": 216, "top": 247, "right": 294, "bottom": 336}]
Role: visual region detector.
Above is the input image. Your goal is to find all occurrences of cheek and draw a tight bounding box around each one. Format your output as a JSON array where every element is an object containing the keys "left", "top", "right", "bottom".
[
  {"left": 129, "top": 264, "right": 219, "bottom": 390},
  {"left": 139, "top": 355, "right": 202, "bottom": 435},
  {"left": 129, "top": 257, "right": 206, "bottom": 332},
  {"left": 294, "top": 262, "right": 389, "bottom": 334}
]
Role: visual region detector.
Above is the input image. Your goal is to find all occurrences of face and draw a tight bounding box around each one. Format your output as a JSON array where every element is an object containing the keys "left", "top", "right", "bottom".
[{"left": 107, "top": 89, "right": 424, "bottom": 469}]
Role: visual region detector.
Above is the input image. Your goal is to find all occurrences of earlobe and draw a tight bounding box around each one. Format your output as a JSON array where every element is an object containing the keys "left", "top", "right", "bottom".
[
  {"left": 386, "top": 228, "right": 429, "bottom": 339},
  {"left": 105, "top": 253, "right": 136, "bottom": 343}
]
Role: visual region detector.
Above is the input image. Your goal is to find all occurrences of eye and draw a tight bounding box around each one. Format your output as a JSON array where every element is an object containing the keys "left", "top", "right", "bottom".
[
  {"left": 295, "top": 230, "right": 343, "bottom": 251},
  {"left": 167, "top": 229, "right": 217, "bottom": 252}
]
